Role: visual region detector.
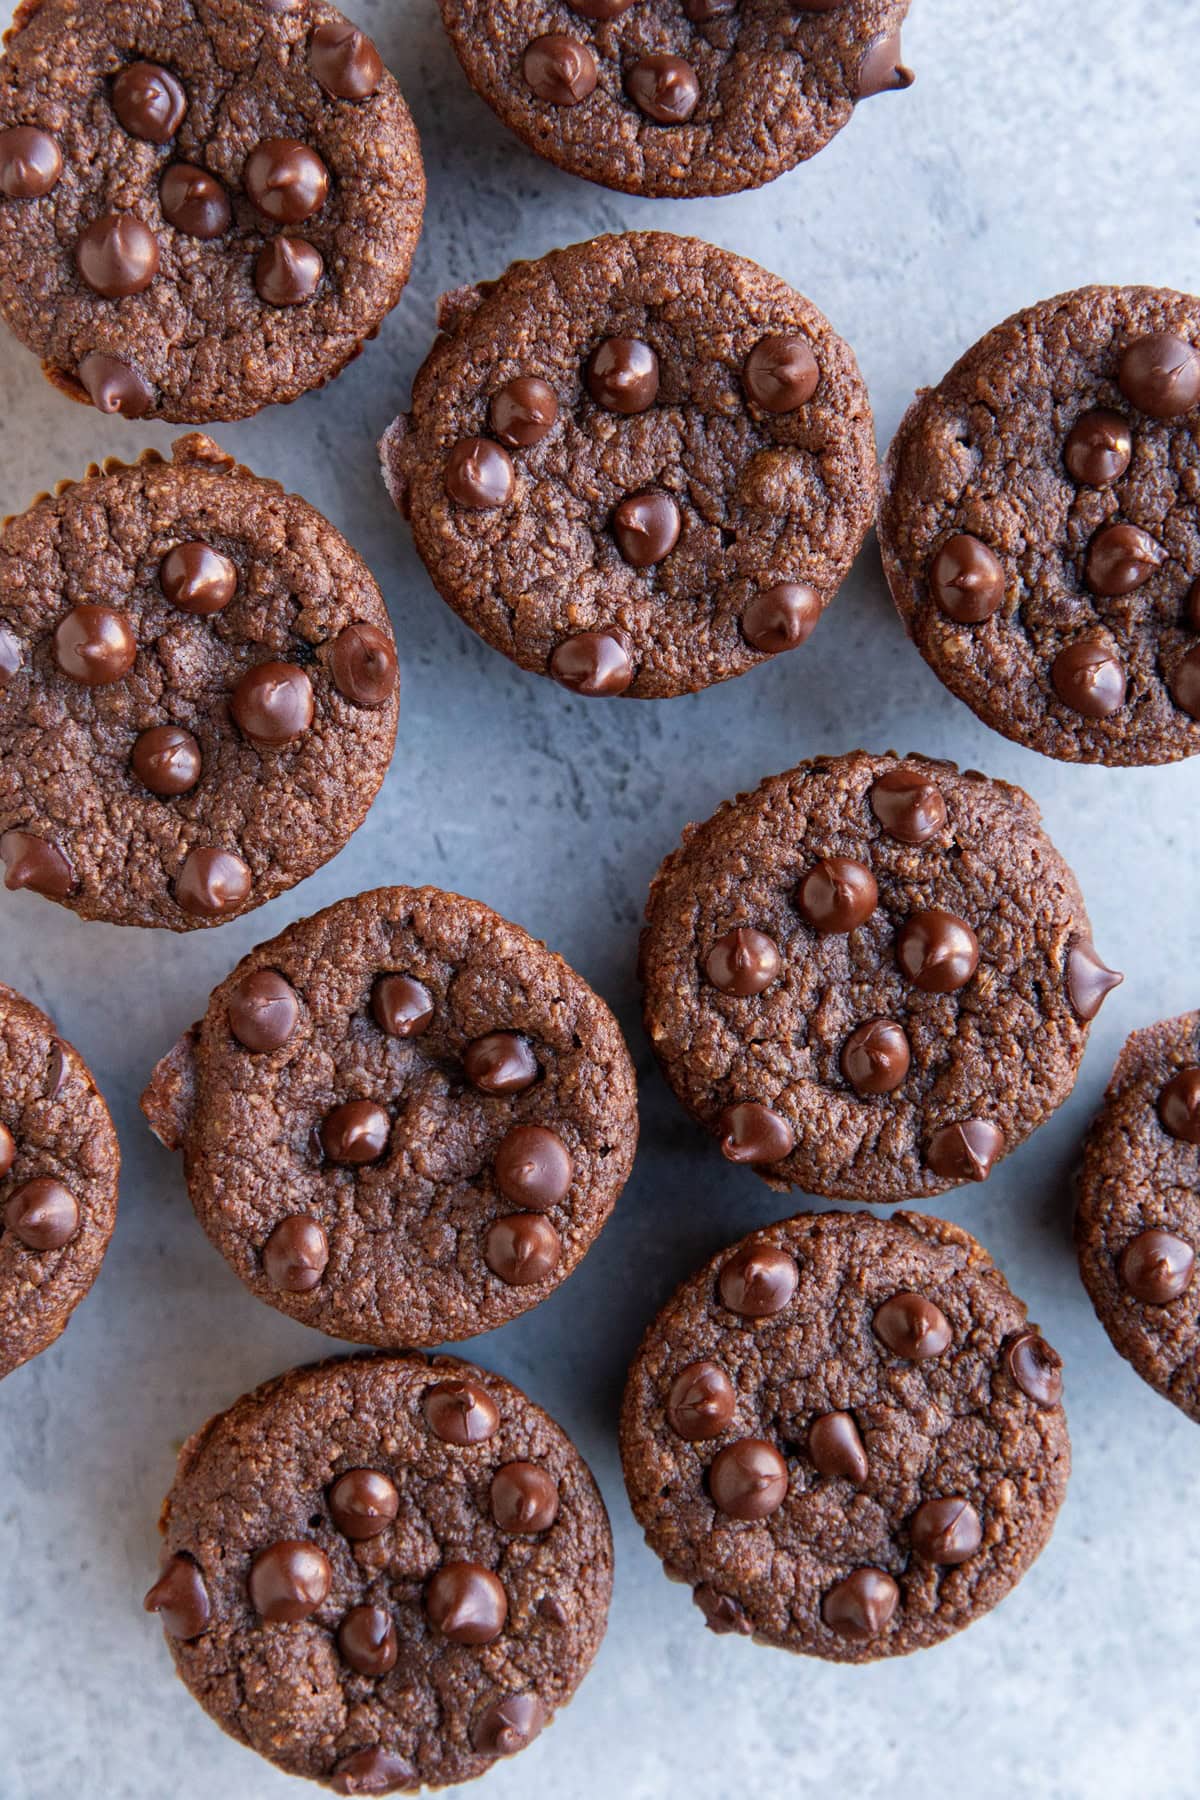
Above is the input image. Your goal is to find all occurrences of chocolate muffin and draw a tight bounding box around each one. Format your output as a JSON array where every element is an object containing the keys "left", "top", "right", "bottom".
[
  {"left": 0, "top": 0, "right": 423, "bottom": 421},
  {"left": 0, "top": 434, "right": 399, "bottom": 930},
  {"left": 879, "top": 285, "right": 1200, "bottom": 765},
  {"left": 640, "top": 749, "right": 1120, "bottom": 1201},
  {"left": 621, "top": 1209, "right": 1070, "bottom": 1661},
  {"left": 1076, "top": 1012, "right": 1200, "bottom": 1423},
  {"left": 381, "top": 232, "right": 877, "bottom": 699},
  {"left": 141, "top": 886, "right": 639, "bottom": 1343},
  {"left": 0, "top": 981, "right": 119, "bottom": 1378},
  {"left": 438, "top": 0, "right": 913, "bottom": 198},
  {"left": 145, "top": 1352, "right": 613, "bottom": 1792}
]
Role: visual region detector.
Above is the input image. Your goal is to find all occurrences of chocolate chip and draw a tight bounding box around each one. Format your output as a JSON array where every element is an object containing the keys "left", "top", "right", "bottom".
[
  {"left": 895, "top": 908, "right": 979, "bottom": 992},
  {"left": 808, "top": 1411, "right": 869, "bottom": 1483},
  {"left": 1085, "top": 522, "right": 1165, "bottom": 596},
  {"left": 1065, "top": 939, "right": 1123, "bottom": 1020},
  {"left": 329, "top": 1468, "right": 400, "bottom": 1539},
  {"left": 53, "top": 606, "right": 136, "bottom": 685},
  {"left": 175, "top": 847, "right": 251, "bottom": 918},
  {"left": 75, "top": 213, "right": 159, "bottom": 298},
  {"left": 464, "top": 1032, "right": 538, "bottom": 1093},
  {"left": 549, "top": 630, "right": 634, "bottom": 696},
  {"left": 1159, "top": 1067, "right": 1200, "bottom": 1143},
  {"left": 332, "top": 1748, "right": 415, "bottom": 1797},
  {"left": 1170, "top": 646, "right": 1200, "bottom": 719},
  {"left": 160, "top": 543, "right": 238, "bottom": 615},
  {"left": 717, "top": 1100, "right": 794, "bottom": 1165},
  {"left": 925, "top": 1118, "right": 1005, "bottom": 1182},
  {"left": 930, "top": 534, "right": 1005, "bottom": 622},
  {"left": 494, "top": 1125, "right": 573, "bottom": 1209},
  {"left": 160, "top": 164, "right": 231, "bottom": 238},
  {"left": 704, "top": 927, "right": 781, "bottom": 996},
  {"left": 718, "top": 1242, "right": 798, "bottom": 1317},
  {"left": 821, "top": 1568, "right": 900, "bottom": 1639},
  {"left": 1186, "top": 578, "right": 1200, "bottom": 630},
  {"left": 524, "top": 35, "right": 598, "bottom": 104},
  {"left": 0, "top": 1124, "right": 14, "bottom": 1178},
  {"left": 869, "top": 766, "right": 947, "bottom": 844},
  {"left": 1118, "top": 331, "right": 1200, "bottom": 418},
  {"left": 873, "top": 1292, "right": 951, "bottom": 1360},
  {"left": 1064, "top": 409, "right": 1133, "bottom": 486},
  {"left": 231, "top": 661, "right": 315, "bottom": 747},
  {"left": 472, "top": 1693, "right": 546, "bottom": 1758},
  {"left": 490, "top": 376, "right": 559, "bottom": 449},
  {"left": 683, "top": 0, "right": 738, "bottom": 17},
  {"left": 422, "top": 1378, "right": 499, "bottom": 1445},
  {"left": 612, "top": 491, "right": 681, "bottom": 567},
  {"left": 484, "top": 1213, "right": 562, "bottom": 1284},
  {"left": 626, "top": 54, "right": 701, "bottom": 123},
  {"left": 586, "top": 338, "right": 658, "bottom": 413},
  {"left": 743, "top": 334, "right": 819, "bottom": 411},
  {"left": 245, "top": 138, "right": 330, "bottom": 224},
  {"left": 372, "top": 974, "right": 433, "bottom": 1038},
  {"left": 228, "top": 969, "right": 300, "bottom": 1051},
  {"left": 329, "top": 622, "right": 397, "bottom": 707},
  {"left": 856, "top": 32, "right": 915, "bottom": 97},
  {"left": 910, "top": 1497, "right": 982, "bottom": 1564},
  {"left": 1004, "top": 1331, "right": 1063, "bottom": 1408},
  {"left": 426, "top": 1562, "right": 508, "bottom": 1644},
  {"left": 0, "top": 126, "right": 61, "bottom": 198},
  {"left": 248, "top": 1540, "right": 331, "bottom": 1621},
  {"left": 80, "top": 352, "right": 153, "bottom": 417},
  {"left": 262, "top": 1215, "right": 328, "bottom": 1292},
  {"left": 666, "top": 1361, "right": 737, "bottom": 1441},
  {"left": 841, "top": 1018, "right": 910, "bottom": 1095},
  {"left": 112, "top": 62, "right": 186, "bottom": 142},
  {"left": 490, "top": 1461, "right": 560, "bottom": 1533},
  {"left": 0, "top": 626, "right": 21, "bottom": 686},
  {"left": 1051, "top": 638, "right": 1126, "bottom": 717},
  {"left": 338, "top": 1604, "right": 398, "bottom": 1676},
  {"left": 741, "top": 582, "right": 821, "bottom": 654},
  {"left": 694, "top": 1585, "right": 752, "bottom": 1634},
  {"left": 795, "top": 856, "right": 877, "bottom": 932},
  {"left": 567, "top": 0, "right": 634, "bottom": 13},
  {"left": 445, "top": 437, "right": 515, "bottom": 508},
  {"left": 319, "top": 1100, "right": 390, "bottom": 1165},
  {"left": 131, "top": 725, "right": 202, "bottom": 797},
  {"left": 143, "top": 1554, "right": 211, "bottom": 1639},
  {"left": 708, "top": 1438, "right": 789, "bottom": 1519},
  {"left": 255, "top": 237, "right": 324, "bottom": 305},
  {"left": 1119, "top": 1229, "right": 1195, "bottom": 1304},
  {"left": 0, "top": 831, "right": 76, "bottom": 897},
  {"left": 5, "top": 1178, "right": 79, "bottom": 1249},
  {"left": 311, "top": 21, "right": 384, "bottom": 99},
  {"left": 45, "top": 1041, "right": 67, "bottom": 1099}
]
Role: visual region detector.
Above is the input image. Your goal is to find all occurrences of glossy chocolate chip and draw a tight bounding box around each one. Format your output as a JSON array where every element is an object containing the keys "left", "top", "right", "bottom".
[
  {"left": 910, "top": 1497, "right": 982, "bottom": 1564},
  {"left": 484, "top": 1214, "right": 562, "bottom": 1284},
  {"left": 494, "top": 1125, "right": 573, "bottom": 1209},
  {"left": 248, "top": 1540, "right": 331, "bottom": 1621},
  {"left": 666, "top": 1361, "right": 736, "bottom": 1441},
  {"left": 337, "top": 1604, "right": 398, "bottom": 1677},
  {"left": 0, "top": 831, "right": 76, "bottom": 897},
  {"left": 895, "top": 908, "right": 979, "bottom": 992},
  {"left": 841, "top": 1018, "right": 910, "bottom": 1095},
  {"left": 1051, "top": 638, "right": 1126, "bottom": 718},
  {"left": 1118, "top": 332, "right": 1200, "bottom": 418},
  {"left": 445, "top": 437, "right": 514, "bottom": 508},
  {"left": 490, "top": 376, "right": 559, "bottom": 448},
  {"left": 718, "top": 1242, "right": 798, "bottom": 1317},
  {"left": 78, "top": 353, "right": 154, "bottom": 418},
  {"left": 160, "top": 543, "right": 237, "bottom": 615},
  {"left": 869, "top": 766, "right": 947, "bottom": 843},
  {"left": 131, "top": 725, "right": 201, "bottom": 797},
  {"left": 426, "top": 1563, "right": 508, "bottom": 1644},
  {"left": 112, "top": 62, "right": 186, "bottom": 142},
  {"left": 694, "top": 1586, "right": 751, "bottom": 1634},
  {"left": 705, "top": 927, "right": 781, "bottom": 996},
  {"left": 874, "top": 1292, "right": 951, "bottom": 1360},
  {"left": 523, "top": 35, "right": 598, "bottom": 104},
  {"left": 76, "top": 213, "right": 159, "bottom": 297},
  {"left": 231, "top": 661, "right": 314, "bottom": 747},
  {"left": 228, "top": 969, "right": 300, "bottom": 1051},
  {"left": 311, "top": 21, "right": 384, "bottom": 99},
  {"left": 320, "top": 1100, "right": 390, "bottom": 1165},
  {"left": 1119, "top": 1230, "right": 1195, "bottom": 1304},
  {"left": 925, "top": 1118, "right": 1005, "bottom": 1182},
  {"left": 490, "top": 1462, "right": 560, "bottom": 1533},
  {"left": 743, "top": 334, "right": 819, "bottom": 411},
  {"left": 331, "top": 1749, "right": 414, "bottom": 1797},
  {"left": 1064, "top": 409, "right": 1133, "bottom": 486},
  {"left": 612, "top": 491, "right": 681, "bottom": 567},
  {"left": 930, "top": 535, "right": 1005, "bottom": 622},
  {"left": 1065, "top": 940, "right": 1123, "bottom": 1020},
  {"left": 808, "top": 1411, "right": 869, "bottom": 1483},
  {"left": 472, "top": 1693, "right": 546, "bottom": 1758},
  {"left": 1159, "top": 1067, "right": 1200, "bottom": 1143},
  {"left": 1004, "top": 1331, "right": 1063, "bottom": 1407},
  {"left": 464, "top": 1032, "right": 538, "bottom": 1093},
  {"left": 717, "top": 1101, "right": 794, "bottom": 1165},
  {"left": 741, "top": 582, "right": 821, "bottom": 654},
  {"left": 5, "top": 1178, "right": 79, "bottom": 1249},
  {"left": 586, "top": 337, "right": 658, "bottom": 413},
  {"left": 255, "top": 237, "right": 324, "bottom": 306},
  {"left": 160, "top": 164, "right": 231, "bottom": 238},
  {"left": 549, "top": 631, "right": 634, "bottom": 696},
  {"left": 175, "top": 847, "right": 251, "bottom": 917},
  {"left": 708, "top": 1438, "right": 788, "bottom": 1519},
  {"left": 245, "top": 138, "right": 329, "bottom": 223},
  {"left": 626, "top": 54, "right": 700, "bottom": 123},
  {"left": 0, "top": 1124, "right": 14, "bottom": 1178},
  {"left": 856, "top": 32, "right": 914, "bottom": 96},
  {"left": 329, "top": 1468, "right": 400, "bottom": 1539},
  {"left": 53, "top": 606, "right": 136, "bottom": 685},
  {"left": 1170, "top": 646, "right": 1200, "bottom": 719},
  {"left": 0, "top": 126, "right": 61, "bottom": 198},
  {"left": 821, "top": 1568, "right": 900, "bottom": 1639},
  {"left": 372, "top": 973, "right": 433, "bottom": 1038},
  {"left": 329, "top": 622, "right": 397, "bottom": 707},
  {"left": 422, "top": 1378, "right": 499, "bottom": 1445},
  {"left": 1085, "top": 522, "right": 1164, "bottom": 597},
  {"left": 262, "top": 1215, "right": 328, "bottom": 1292},
  {"left": 567, "top": 0, "right": 634, "bottom": 13},
  {"left": 795, "top": 856, "right": 877, "bottom": 932},
  {"left": 143, "top": 1555, "right": 211, "bottom": 1640}
]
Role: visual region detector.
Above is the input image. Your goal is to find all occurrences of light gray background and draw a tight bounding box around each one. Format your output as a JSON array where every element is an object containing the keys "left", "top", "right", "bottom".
[{"left": 2, "top": 2, "right": 1198, "bottom": 1796}]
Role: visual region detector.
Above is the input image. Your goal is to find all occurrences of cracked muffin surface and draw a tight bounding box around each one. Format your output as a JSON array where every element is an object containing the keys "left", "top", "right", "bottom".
[
  {"left": 438, "top": 0, "right": 912, "bottom": 199},
  {"left": 879, "top": 285, "right": 1200, "bottom": 765},
  {"left": 0, "top": 981, "right": 119, "bottom": 1378},
  {"left": 381, "top": 232, "right": 877, "bottom": 700},
  {"left": 0, "top": 0, "right": 423, "bottom": 421},
  {"left": 640, "top": 749, "right": 1119, "bottom": 1202},
  {"left": 1076, "top": 1012, "right": 1200, "bottom": 1422},
  {"left": 146, "top": 1352, "right": 612, "bottom": 1793},
  {"left": 0, "top": 434, "right": 399, "bottom": 930},
  {"left": 620, "top": 1210, "right": 1070, "bottom": 1661},
  {"left": 141, "top": 885, "right": 639, "bottom": 1344}
]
